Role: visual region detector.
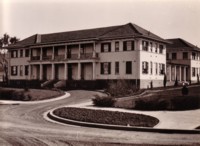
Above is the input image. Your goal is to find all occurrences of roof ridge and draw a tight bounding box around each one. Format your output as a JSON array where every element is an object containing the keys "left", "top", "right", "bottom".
[{"left": 127, "top": 23, "right": 142, "bottom": 34}]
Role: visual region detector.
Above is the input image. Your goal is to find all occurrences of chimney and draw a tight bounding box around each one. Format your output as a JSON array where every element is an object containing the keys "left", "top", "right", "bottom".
[{"left": 36, "top": 34, "right": 41, "bottom": 43}]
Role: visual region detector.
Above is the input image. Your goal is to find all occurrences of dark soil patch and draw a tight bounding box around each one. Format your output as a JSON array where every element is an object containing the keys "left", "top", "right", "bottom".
[{"left": 53, "top": 107, "right": 159, "bottom": 127}]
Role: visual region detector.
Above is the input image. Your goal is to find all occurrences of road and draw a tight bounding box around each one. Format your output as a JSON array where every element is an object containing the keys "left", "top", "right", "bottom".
[{"left": 0, "top": 90, "right": 200, "bottom": 146}]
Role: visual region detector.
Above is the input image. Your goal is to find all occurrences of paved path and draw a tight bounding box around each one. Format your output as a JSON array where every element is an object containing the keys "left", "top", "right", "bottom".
[{"left": 0, "top": 90, "right": 200, "bottom": 146}]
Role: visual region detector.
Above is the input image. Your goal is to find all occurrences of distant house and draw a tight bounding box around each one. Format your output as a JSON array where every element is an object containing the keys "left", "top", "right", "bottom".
[
  {"left": 6, "top": 23, "right": 168, "bottom": 88},
  {"left": 166, "top": 38, "right": 200, "bottom": 84}
]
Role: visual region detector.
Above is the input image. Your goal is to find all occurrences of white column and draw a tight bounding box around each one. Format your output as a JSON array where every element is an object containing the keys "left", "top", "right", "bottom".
[
  {"left": 40, "top": 47, "right": 43, "bottom": 60},
  {"left": 92, "top": 42, "right": 96, "bottom": 58},
  {"left": 184, "top": 66, "right": 186, "bottom": 81},
  {"left": 169, "top": 65, "right": 171, "bottom": 81},
  {"left": 92, "top": 62, "right": 96, "bottom": 80},
  {"left": 39, "top": 64, "right": 43, "bottom": 80},
  {"left": 64, "top": 63, "right": 68, "bottom": 80},
  {"left": 77, "top": 63, "right": 81, "bottom": 80},
  {"left": 51, "top": 63, "right": 55, "bottom": 80},
  {"left": 179, "top": 66, "right": 182, "bottom": 81},
  {"left": 65, "top": 45, "right": 67, "bottom": 59},
  {"left": 52, "top": 46, "right": 55, "bottom": 60},
  {"left": 78, "top": 44, "right": 81, "bottom": 59},
  {"left": 174, "top": 65, "right": 176, "bottom": 80}
]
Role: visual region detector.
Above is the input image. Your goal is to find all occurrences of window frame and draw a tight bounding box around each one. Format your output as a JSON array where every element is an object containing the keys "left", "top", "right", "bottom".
[
  {"left": 142, "top": 61, "right": 149, "bottom": 74},
  {"left": 115, "top": 62, "right": 119, "bottom": 74},
  {"left": 11, "top": 66, "right": 18, "bottom": 76},
  {"left": 123, "top": 41, "right": 134, "bottom": 51},
  {"left": 126, "top": 61, "right": 132, "bottom": 74},
  {"left": 101, "top": 62, "right": 111, "bottom": 75},
  {"left": 101, "top": 43, "right": 111, "bottom": 52}
]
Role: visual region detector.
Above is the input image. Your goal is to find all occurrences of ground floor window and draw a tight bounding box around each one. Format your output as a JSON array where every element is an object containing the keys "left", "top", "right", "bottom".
[
  {"left": 159, "top": 63, "right": 165, "bottom": 75},
  {"left": 126, "top": 61, "right": 132, "bottom": 74},
  {"left": 101, "top": 62, "right": 111, "bottom": 74},
  {"left": 11, "top": 66, "right": 18, "bottom": 76},
  {"left": 25, "top": 65, "right": 29, "bottom": 76},
  {"left": 20, "top": 65, "right": 23, "bottom": 76},
  {"left": 142, "top": 61, "right": 148, "bottom": 74},
  {"left": 115, "top": 62, "right": 119, "bottom": 74}
]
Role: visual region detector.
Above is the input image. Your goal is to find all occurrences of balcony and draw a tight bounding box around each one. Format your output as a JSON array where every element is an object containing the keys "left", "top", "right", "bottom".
[
  {"left": 66, "top": 54, "right": 79, "bottom": 60},
  {"left": 43, "top": 55, "right": 52, "bottom": 61},
  {"left": 31, "top": 56, "right": 40, "bottom": 61},
  {"left": 54, "top": 55, "right": 65, "bottom": 61}
]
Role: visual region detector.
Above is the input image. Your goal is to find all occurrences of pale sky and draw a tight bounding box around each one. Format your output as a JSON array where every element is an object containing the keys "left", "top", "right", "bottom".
[{"left": 1, "top": 0, "right": 200, "bottom": 46}]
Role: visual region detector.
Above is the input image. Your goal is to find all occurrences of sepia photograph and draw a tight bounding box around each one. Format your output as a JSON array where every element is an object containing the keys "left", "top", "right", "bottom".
[{"left": 0, "top": 0, "right": 200, "bottom": 145}]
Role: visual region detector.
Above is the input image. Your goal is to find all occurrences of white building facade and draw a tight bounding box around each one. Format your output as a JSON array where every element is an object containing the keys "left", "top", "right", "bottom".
[{"left": 7, "top": 23, "right": 168, "bottom": 89}]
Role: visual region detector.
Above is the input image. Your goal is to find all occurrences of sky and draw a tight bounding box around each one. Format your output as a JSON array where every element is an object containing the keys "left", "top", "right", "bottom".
[{"left": 1, "top": 0, "right": 200, "bottom": 46}]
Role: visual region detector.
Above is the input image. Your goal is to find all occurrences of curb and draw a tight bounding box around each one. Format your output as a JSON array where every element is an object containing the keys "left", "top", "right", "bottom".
[{"left": 47, "top": 108, "right": 200, "bottom": 134}]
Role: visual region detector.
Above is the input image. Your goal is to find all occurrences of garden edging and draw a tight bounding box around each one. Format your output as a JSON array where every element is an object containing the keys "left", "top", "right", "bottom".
[{"left": 47, "top": 107, "right": 200, "bottom": 134}]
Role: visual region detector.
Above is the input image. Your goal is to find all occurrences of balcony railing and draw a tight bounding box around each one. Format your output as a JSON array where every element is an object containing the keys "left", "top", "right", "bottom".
[
  {"left": 67, "top": 54, "right": 79, "bottom": 60},
  {"left": 31, "top": 56, "right": 40, "bottom": 61},
  {"left": 54, "top": 55, "right": 65, "bottom": 61},
  {"left": 43, "top": 55, "right": 52, "bottom": 61}
]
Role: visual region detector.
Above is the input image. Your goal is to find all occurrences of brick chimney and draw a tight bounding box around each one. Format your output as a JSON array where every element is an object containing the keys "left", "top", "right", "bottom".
[{"left": 35, "top": 34, "right": 41, "bottom": 43}]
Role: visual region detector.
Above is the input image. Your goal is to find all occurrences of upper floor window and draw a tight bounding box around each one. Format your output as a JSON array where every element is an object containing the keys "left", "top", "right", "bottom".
[
  {"left": 11, "top": 66, "right": 18, "bottom": 76},
  {"left": 115, "top": 42, "right": 119, "bottom": 52},
  {"left": 11, "top": 50, "right": 18, "bottom": 58},
  {"left": 172, "top": 53, "right": 177, "bottom": 60},
  {"left": 123, "top": 41, "right": 134, "bottom": 51},
  {"left": 159, "top": 63, "right": 165, "bottom": 75},
  {"left": 159, "top": 45, "right": 164, "bottom": 54},
  {"left": 126, "top": 61, "right": 132, "bottom": 74},
  {"left": 25, "top": 49, "right": 29, "bottom": 57},
  {"left": 101, "top": 43, "right": 111, "bottom": 52},
  {"left": 183, "top": 52, "right": 188, "bottom": 60},
  {"left": 142, "top": 61, "right": 149, "bottom": 74},
  {"left": 142, "top": 41, "right": 149, "bottom": 51},
  {"left": 192, "top": 52, "right": 196, "bottom": 60},
  {"left": 150, "top": 42, "right": 153, "bottom": 52},
  {"left": 101, "top": 62, "right": 111, "bottom": 74},
  {"left": 20, "top": 50, "right": 23, "bottom": 57},
  {"left": 115, "top": 62, "right": 119, "bottom": 74},
  {"left": 155, "top": 43, "right": 158, "bottom": 53}
]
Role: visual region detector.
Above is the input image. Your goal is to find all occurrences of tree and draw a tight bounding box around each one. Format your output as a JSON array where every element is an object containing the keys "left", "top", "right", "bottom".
[
  {"left": 10, "top": 36, "right": 20, "bottom": 44},
  {"left": 2, "top": 33, "right": 10, "bottom": 46}
]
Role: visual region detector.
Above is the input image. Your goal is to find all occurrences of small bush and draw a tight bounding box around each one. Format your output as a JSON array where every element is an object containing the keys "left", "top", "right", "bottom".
[{"left": 92, "top": 94, "right": 116, "bottom": 107}]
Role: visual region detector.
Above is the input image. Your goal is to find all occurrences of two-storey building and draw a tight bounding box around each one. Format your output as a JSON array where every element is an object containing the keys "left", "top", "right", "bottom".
[
  {"left": 166, "top": 38, "right": 200, "bottom": 84},
  {"left": 7, "top": 23, "right": 168, "bottom": 89}
]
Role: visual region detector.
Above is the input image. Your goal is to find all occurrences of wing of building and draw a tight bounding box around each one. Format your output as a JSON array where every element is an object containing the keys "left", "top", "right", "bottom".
[
  {"left": 166, "top": 38, "right": 200, "bottom": 85},
  {"left": 6, "top": 23, "right": 169, "bottom": 89}
]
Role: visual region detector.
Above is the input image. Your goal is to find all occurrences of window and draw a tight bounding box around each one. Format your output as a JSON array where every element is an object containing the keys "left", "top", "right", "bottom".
[
  {"left": 11, "top": 66, "right": 18, "bottom": 76},
  {"left": 115, "top": 62, "right": 119, "bottom": 74},
  {"left": 123, "top": 41, "right": 134, "bottom": 51},
  {"left": 20, "top": 65, "right": 23, "bottom": 76},
  {"left": 25, "top": 49, "right": 29, "bottom": 57},
  {"left": 159, "top": 45, "right": 164, "bottom": 54},
  {"left": 142, "top": 61, "right": 149, "bottom": 74},
  {"left": 155, "top": 63, "right": 158, "bottom": 75},
  {"left": 159, "top": 63, "right": 165, "bottom": 75},
  {"left": 192, "top": 67, "right": 196, "bottom": 77},
  {"left": 183, "top": 52, "right": 188, "bottom": 60},
  {"left": 150, "top": 62, "right": 153, "bottom": 74},
  {"left": 101, "top": 43, "right": 111, "bottom": 52},
  {"left": 25, "top": 65, "right": 29, "bottom": 76},
  {"left": 150, "top": 42, "right": 153, "bottom": 52},
  {"left": 155, "top": 43, "right": 158, "bottom": 53},
  {"left": 115, "top": 42, "right": 119, "bottom": 52},
  {"left": 101, "top": 62, "right": 111, "bottom": 74},
  {"left": 11, "top": 50, "right": 18, "bottom": 58},
  {"left": 142, "top": 41, "right": 149, "bottom": 51},
  {"left": 126, "top": 61, "right": 132, "bottom": 74},
  {"left": 20, "top": 50, "right": 23, "bottom": 57},
  {"left": 192, "top": 52, "right": 196, "bottom": 60},
  {"left": 166, "top": 53, "right": 169, "bottom": 60},
  {"left": 172, "top": 53, "right": 177, "bottom": 60}
]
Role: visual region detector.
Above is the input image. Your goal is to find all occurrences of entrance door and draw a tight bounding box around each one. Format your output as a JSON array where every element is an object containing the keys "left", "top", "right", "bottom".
[{"left": 68, "top": 64, "right": 72, "bottom": 80}]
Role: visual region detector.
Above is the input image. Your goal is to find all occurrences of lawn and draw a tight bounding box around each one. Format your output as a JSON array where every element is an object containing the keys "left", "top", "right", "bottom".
[
  {"left": 54, "top": 107, "right": 159, "bottom": 127},
  {"left": 114, "top": 85, "right": 200, "bottom": 111},
  {"left": 0, "top": 88, "right": 64, "bottom": 101}
]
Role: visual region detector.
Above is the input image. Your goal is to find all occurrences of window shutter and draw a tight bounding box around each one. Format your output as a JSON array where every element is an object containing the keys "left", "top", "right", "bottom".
[
  {"left": 132, "top": 41, "right": 135, "bottom": 50},
  {"left": 100, "top": 63, "right": 104, "bottom": 74},
  {"left": 101, "top": 44, "right": 104, "bottom": 52},
  {"left": 123, "top": 41, "right": 127, "bottom": 51},
  {"left": 108, "top": 63, "right": 111, "bottom": 74}
]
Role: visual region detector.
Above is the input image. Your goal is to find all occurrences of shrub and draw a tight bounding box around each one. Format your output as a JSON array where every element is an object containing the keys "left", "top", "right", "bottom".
[{"left": 92, "top": 94, "right": 116, "bottom": 107}]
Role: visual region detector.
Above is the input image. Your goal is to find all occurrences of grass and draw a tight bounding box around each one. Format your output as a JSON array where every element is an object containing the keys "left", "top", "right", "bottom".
[
  {"left": 53, "top": 107, "right": 159, "bottom": 127},
  {"left": 115, "top": 85, "right": 200, "bottom": 111},
  {"left": 0, "top": 88, "right": 64, "bottom": 101}
]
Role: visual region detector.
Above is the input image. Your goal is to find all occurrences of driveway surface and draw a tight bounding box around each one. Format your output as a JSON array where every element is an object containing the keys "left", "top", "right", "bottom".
[{"left": 0, "top": 90, "right": 200, "bottom": 146}]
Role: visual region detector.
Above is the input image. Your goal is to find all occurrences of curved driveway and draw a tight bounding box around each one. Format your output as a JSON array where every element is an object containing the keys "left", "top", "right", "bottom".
[{"left": 0, "top": 90, "right": 200, "bottom": 146}]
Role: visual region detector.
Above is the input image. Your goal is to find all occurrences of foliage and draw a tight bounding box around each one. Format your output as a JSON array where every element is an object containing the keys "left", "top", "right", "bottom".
[
  {"left": 181, "top": 85, "right": 189, "bottom": 95},
  {"left": 54, "top": 107, "right": 159, "bottom": 127},
  {"left": 106, "top": 80, "right": 138, "bottom": 97},
  {"left": 92, "top": 94, "right": 116, "bottom": 107}
]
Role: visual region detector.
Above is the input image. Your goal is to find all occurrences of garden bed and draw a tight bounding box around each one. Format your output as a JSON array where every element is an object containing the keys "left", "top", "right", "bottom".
[
  {"left": 0, "top": 88, "right": 64, "bottom": 101},
  {"left": 53, "top": 107, "right": 159, "bottom": 127},
  {"left": 115, "top": 85, "right": 200, "bottom": 111}
]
